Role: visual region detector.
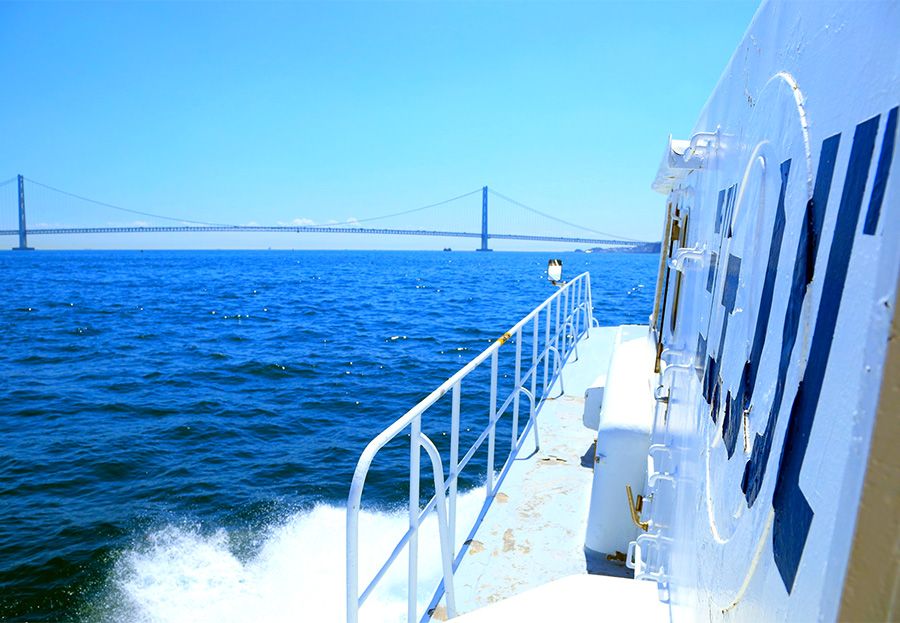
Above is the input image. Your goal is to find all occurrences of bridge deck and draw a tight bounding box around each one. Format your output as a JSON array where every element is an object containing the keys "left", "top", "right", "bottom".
[{"left": 0, "top": 226, "right": 634, "bottom": 246}]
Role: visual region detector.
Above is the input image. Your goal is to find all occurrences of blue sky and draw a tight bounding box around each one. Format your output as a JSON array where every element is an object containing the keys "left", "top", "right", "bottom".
[{"left": 0, "top": 1, "right": 758, "bottom": 250}]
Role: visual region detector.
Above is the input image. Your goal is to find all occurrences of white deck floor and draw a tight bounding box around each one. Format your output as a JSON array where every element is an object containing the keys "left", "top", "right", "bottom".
[{"left": 432, "top": 325, "right": 653, "bottom": 618}]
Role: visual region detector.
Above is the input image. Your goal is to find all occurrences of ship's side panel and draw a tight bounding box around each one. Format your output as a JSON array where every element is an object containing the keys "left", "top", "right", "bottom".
[{"left": 649, "top": 2, "right": 900, "bottom": 621}]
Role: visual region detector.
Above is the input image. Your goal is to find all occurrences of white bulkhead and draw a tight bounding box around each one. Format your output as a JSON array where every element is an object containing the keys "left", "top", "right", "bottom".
[
  {"left": 584, "top": 326, "right": 657, "bottom": 557},
  {"left": 640, "top": 1, "right": 900, "bottom": 621}
]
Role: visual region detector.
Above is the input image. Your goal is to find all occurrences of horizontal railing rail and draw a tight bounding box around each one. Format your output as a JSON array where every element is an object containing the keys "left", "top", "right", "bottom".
[{"left": 347, "top": 272, "right": 597, "bottom": 623}]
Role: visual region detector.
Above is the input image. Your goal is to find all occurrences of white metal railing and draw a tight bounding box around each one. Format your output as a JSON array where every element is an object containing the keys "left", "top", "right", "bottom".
[{"left": 346, "top": 272, "right": 598, "bottom": 623}]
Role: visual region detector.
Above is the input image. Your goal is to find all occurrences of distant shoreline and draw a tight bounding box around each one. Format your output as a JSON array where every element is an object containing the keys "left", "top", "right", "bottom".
[{"left": 576, "top": 241, "right": 662, "bottom": 254}]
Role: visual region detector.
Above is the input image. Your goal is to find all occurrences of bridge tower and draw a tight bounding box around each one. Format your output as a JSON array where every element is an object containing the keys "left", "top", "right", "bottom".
[
  {"left": 477, "top": 185, "right": 491, "bottom": 252},
  {"left": 13, "top": 175, "right": 33, "bottom": 251}
]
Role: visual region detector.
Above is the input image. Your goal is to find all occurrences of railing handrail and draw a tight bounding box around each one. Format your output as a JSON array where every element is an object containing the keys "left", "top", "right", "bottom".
[
  {"left": 347, "top": 272, "right": 595, "bottom": 623},
  {"left": 351, "top": 279, "right": 581, "bottom": 449}
]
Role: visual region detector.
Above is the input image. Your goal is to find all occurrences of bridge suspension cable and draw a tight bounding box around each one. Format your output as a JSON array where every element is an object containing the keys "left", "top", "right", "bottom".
[
  {"left": 487, "top": 188, "right": 642, "bottom": 242},
  {"left": 22, "top": 177, "right": 483, "bottom": 229},
  {"left": 24, "top": 177, "right": 236, "bottom": 227},
  {"left": 338, "top": 188, "right": 483, "bottom": 225}
]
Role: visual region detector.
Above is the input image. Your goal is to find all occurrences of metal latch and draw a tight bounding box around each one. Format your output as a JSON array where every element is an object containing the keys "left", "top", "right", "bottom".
[{"left": 626, "top": 484, "right": 649, "bottom": 531}]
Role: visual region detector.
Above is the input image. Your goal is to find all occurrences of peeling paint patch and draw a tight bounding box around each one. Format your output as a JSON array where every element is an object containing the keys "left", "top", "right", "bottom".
[{"left": 466, "top": 539, "right": 485, "bottom": 555}]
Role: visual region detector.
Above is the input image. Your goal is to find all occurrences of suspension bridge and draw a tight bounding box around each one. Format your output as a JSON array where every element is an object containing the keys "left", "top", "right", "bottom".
[{"left": 0, "top": 175, "right": 645, "bottom": 250}]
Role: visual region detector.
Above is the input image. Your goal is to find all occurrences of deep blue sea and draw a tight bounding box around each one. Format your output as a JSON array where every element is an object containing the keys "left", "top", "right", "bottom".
[{"left": 0, "top": 250, "right": 656, "bottom": 622}]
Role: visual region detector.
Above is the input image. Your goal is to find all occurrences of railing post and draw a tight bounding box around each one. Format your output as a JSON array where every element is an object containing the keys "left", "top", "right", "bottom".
[
  {"left": 449, "top": 382, "right": 460, "bottom": 555},
  {"left": 487, "top": 350, "right": 498, "bottom": 497},
  {"left": 543, "top": 305, "right": 551, "bottom": 396},
  {"left": 555, "top": 292, "right": 562, "bottom": 359},
  {"left": 418, "top": 435, "right": 457, "bottom": 618},
  {"left": 409, "top": 417, "right": 421, "bottom": 622},
  {"left": 518, "top": 388, "right": 539, "bottom": 451},
  {"left": 569, "top": 278, "right": 575, "bottom": 314},
  {"left": 587, "top": 272, "right": 597, "bottom": 330},
  {"left": 530, "top": 316, "right": 538, "bottom": 410},
  {"left": 583, "top": 278, "right": 592, "bottom": 332},
  {"left": 347, "top": 498, "right": 360, "bottom": 623},
  {"left": 574, "top": 277, "right": 582, "bottom": 339},
  {"left": 512, "top": 327, "right": 522, "bottom": 450}
]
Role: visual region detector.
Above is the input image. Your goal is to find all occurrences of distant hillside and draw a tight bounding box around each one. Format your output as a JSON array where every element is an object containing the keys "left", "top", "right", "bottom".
[{"left": 581, "top": 241, "right": 662, "bottom": 254}]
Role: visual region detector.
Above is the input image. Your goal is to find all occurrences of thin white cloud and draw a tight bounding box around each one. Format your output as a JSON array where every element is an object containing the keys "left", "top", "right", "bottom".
[
  {"left": 277, "top": 217, "right": 316, "bottom": 226},
  {"left": 103, "top": 221, "right": 151, "bottom": 227}
]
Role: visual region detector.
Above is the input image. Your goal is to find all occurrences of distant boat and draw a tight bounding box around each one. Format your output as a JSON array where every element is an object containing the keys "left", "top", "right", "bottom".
[{"left": 443, "top": 247, "right": 452, "bottom": 252}]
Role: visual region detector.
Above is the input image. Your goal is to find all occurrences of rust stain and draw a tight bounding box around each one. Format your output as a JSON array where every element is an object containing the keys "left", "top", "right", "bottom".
[
  {"left": 503, "top": 528, "right": 516, "bottom": 552},
  {"left": 538, "top": 455, "right": 568, "bottom": 465}
]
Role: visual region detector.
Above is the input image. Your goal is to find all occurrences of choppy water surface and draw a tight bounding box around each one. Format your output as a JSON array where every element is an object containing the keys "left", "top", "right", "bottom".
[{"left": 0, "top": 250, "right": 656, "bottom": 622}]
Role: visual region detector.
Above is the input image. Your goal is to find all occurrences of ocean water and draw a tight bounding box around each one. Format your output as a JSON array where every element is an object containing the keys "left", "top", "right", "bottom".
[{"left": 0, "top": 250, "right": 657, "bottom": 622}]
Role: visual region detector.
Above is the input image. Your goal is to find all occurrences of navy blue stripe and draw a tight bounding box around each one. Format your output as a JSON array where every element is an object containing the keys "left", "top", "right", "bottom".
[
  {"left": 742, "top": 140, "right": 840, "bottom": 506},
  {"left": 770, "top": 114, "right": 880, "bottom": 593},
  {"left": 710, "top": 376, "right": 721, "bottom": 424},
  {"left": 863, "top": 106, "right": 898, "bottom": 235},
  {"left": 703, "top": 355, "right": 717, "bottom": 405},
  {"left": 715, "top": 189, "right": 725, "bottom": 234},
  {"left": 726, "top": 184, "right": 737, "bottom": 238},
  {"left": 722, "top": 390, "right": 739, "bottom": 458},
  {"left": 740, "top": 160, "right": 791, "bottom": 408},
  {"left": 724, "top": 186, "right": 735, "bottom": 238},
  {"left": 806, "top": 135, "right": 841, "bottom": 284},
  {"left": 706, "top": 254, "right": 742, "bottom": 420},
  {"left": 706, "top": 251, "right": 718, "bottom": 293},
  {"left": 726, "top": 362, "right": 752, "bottom": 460},
  {"left": 696, "top": 333, "right": 707, "bottom": 381},
  {"left": 721, "top": 254, "right": 741, "bottom": 312}
]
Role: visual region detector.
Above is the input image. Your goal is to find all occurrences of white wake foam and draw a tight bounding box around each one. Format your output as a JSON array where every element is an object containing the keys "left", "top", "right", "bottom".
[{"left": 99, "top": 491, "right": 485, "bottom": 623}]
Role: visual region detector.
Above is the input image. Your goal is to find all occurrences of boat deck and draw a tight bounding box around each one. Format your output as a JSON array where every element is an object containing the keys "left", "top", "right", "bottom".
[{"left": 436, "top": 324, "right": 652, "bottom": 618}]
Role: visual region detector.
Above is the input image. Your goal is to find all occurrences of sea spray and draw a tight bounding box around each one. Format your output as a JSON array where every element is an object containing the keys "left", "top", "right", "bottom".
[{"left": 99, "top": 491, "right": 486, "bottom": 623}]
